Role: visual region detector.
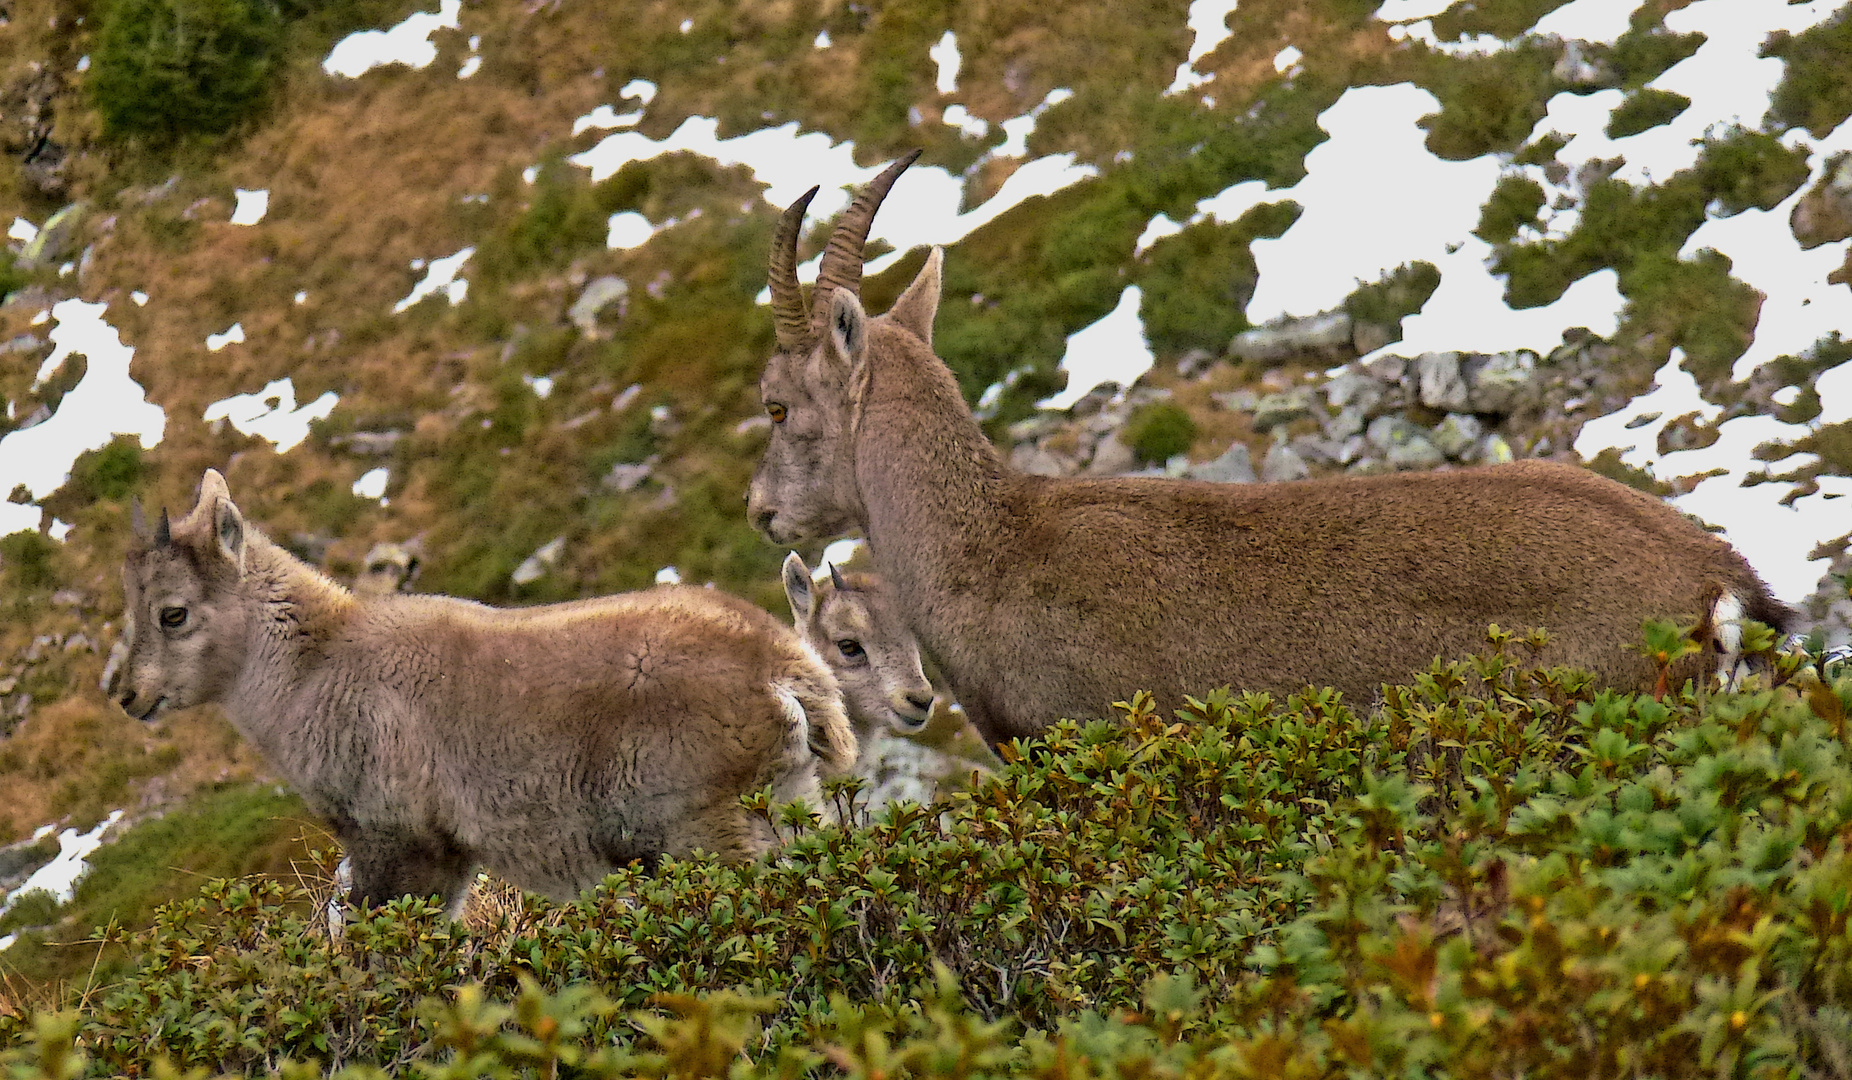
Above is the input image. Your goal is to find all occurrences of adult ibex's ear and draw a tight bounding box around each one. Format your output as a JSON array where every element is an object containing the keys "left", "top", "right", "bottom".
[
  {"left": 781, "top": 551, "right": 814, "bottom": 621},
  {"left": 198, "top": 470, "right": 246, "bottom": 574},
  {"left": 826, "top": 289, "right": 868, "bottom": 377},
  {"left": 889, "top": 246, "right": 942, "bottom": 347}
]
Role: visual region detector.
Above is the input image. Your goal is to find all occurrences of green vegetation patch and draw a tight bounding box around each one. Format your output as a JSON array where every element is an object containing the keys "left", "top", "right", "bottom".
[
  {"left": 1604, "top": 87, "right": 1690, "bottom": 138},
  {"left": 1604, "top": 24, "right": 1706, "bottom": 90},
  {"left": 1407, "top": 43, "right": 1562, "bottom": 160},
  {"left": 1137, "top": 202, "right": 1300, "bottom": 356},
  {"left": 1121, "top": 402, "right": 1199, "bottom": 463},
  {"left": 1343, "top": 260, "right": 1442, "bottom": 341},
  {"left": 89, "top": 0, "right": 284, "bottom": 144},
  {"left": 1476, "top": 175, "right": 1547, "bottom": 244},
  {"left": 7, "top": 635, "right": 1850, "bottom": 1078},
  {"left": 1766, "top": 4, "right": 1852, "bottom": 137}
]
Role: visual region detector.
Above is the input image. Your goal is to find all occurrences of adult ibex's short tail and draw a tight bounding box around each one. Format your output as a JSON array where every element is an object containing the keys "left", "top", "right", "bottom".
[
  {"left": 119, "top": 470, "right": 856, "bottom": 910},
  {"left": 747, "top": 154, "right": 1791, "bottom": 746}
]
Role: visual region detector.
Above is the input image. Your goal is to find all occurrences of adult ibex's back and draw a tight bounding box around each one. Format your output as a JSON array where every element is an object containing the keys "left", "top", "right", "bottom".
[{"left": 746, "top": 153, "right": 1791, "bottom": 747}]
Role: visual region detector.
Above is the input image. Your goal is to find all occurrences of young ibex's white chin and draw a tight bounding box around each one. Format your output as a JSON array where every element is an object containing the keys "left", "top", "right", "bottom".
[
  {"left": 746, "top": 153, "right": 1793, "bottom": 747},
  {"left": 119, "top": 471, "right": 856, "bottom": 911}
]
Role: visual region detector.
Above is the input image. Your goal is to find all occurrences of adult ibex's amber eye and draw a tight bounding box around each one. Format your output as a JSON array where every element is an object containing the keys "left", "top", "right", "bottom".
[
  {"left": 766, "top": 402, "right": 787, "bottom": 423},
  {"left": 159, "top": 606, "right": 188, "bottom": 629},
  {"left": 837, "top": 639, "right": 865, "bottom": 660}
]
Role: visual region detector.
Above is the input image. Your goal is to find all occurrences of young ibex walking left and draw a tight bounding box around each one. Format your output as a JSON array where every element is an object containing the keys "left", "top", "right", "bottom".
[{"left": 118, "top": 470, "right": 856, "bottom": 911}]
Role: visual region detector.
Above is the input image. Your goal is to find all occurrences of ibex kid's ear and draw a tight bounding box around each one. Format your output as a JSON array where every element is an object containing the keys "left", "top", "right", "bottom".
[
  {"left": 197, "top": 470, "right": 246, "bottom": 573},
  {"left": 782, "top": 551, "right": 815, "bottom": 621},
  {"left": 888, "top": 246, "right": 942, "bottom": 347}
]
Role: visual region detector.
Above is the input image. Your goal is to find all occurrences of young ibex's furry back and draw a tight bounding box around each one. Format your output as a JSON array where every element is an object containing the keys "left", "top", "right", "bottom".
[
  {"left": 118, "top": 471, "right": 856, "bottom": 910},
  {"left": 747, "top": 154, "right": 1792, "bottom": 747}
]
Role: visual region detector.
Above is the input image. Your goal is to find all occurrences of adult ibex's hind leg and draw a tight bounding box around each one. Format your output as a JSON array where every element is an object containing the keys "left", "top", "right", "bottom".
[{"left": 343, "top": 828, "right": 475, "bottom": 916}]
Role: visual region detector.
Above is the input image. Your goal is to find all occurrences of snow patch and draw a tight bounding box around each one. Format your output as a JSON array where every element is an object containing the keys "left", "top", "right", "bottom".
[
  {"left": 206, "top": 322, "right": 245, "bottom": 352},
  {"left": 0, "top": 300, "right": 165, "bottom": 537},
  {"left": 929, "top": 31, "right": 961, "bottom": 95},
  {"left": 322, "top": 0, "right": 463, "bottom": 78},
  {"left": 0, "top": 811, "right": 125, "bottom": 917},
  {"left": 1040, "top": 286, "right": 1154, "bottom": 410},
  {"left": 353, "top": 467, "right": 389, "bottom": 500},
  {"left": 229, "top": 188, "right": 269, "bottom": 226},
  {"left": 393, "top": 247, "right": 473, "bottom": 313},
  {"left": 203, "top": 378, "right": 338, "bottom": 454},
  {"left": 1168, "top": 0, "right": 1242, "bottom": 94}
]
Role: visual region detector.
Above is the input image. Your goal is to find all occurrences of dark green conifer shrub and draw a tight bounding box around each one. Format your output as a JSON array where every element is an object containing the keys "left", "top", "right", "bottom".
[{"left": 88, "top": 0, "right": 283, "bottom": 143}]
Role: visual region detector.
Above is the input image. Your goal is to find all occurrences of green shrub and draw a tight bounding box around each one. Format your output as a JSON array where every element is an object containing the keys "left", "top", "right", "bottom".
[
  {"left": 1605, "top": 88, "right": 1691, "bottom": 138},
  {"left": 1343, "top": 261, "right": 1441, "bottom": 336},
  {"left": 1121, "top": 402, "right": 1198, "bottom": 463},
  {"left": 59, "top": 437, "right": 144, "bottom": 507},
  {"left": 89, "top": 0, "right": 283, "bottom": 143},
  {"left": 6, "top": 633, "right": 1851, "bottom": 1078},
  {"left": 1766, "top": 5, "right": 1852, "bottom": 137},
  {"left": 1475, "top": 176, "right": 1546, "bottom": 244},
  {"left": 0, "top": 530, "right": 59, "bottom": 591}
]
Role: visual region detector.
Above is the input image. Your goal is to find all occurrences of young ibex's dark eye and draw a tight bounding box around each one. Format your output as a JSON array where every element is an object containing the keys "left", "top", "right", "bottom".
[
  {"left": 766, "top": 402, "right": 787, "bottom": 423},
  {"left": 836, "top": 639, "right": 865, "bottom": 660},
  {"left": 159, "top": 606, "right": 188, "bottom": 629}
]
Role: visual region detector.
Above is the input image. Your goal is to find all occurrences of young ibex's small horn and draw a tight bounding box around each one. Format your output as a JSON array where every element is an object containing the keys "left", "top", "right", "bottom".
[
  {"left": 810, "top": 149, "right": 922, "bottom": 335},
  {"left": 770, "top": 186, "right": 820, "bottom": 352},
  {"left": 828, "top": 562, "right": 848, "bottom": 592},
  {"left": 155, "top": 508, "right": 171, "bottom": 547}
]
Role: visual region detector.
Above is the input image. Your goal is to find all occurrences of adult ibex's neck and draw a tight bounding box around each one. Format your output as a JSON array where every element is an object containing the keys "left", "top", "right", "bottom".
[{"left": 854, "top": 322, "right": 1011, "bottom": 556}]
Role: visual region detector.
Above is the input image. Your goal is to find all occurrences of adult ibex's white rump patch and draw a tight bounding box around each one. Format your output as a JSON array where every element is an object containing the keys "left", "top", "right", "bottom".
[
  {"left": 119, "top": 470, "right": 856, "bottom": 911},
  {"left": 747, "top": 154, "right": 1794, "bottom": 747}
]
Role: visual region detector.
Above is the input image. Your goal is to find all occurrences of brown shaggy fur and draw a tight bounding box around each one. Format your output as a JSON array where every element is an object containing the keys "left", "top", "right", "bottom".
[
  {"left": 747, "top": 164, "right": 1789, "bottom": 747},
  {"left": 119, "top": 471, "right": 855, "bottom": 909}
]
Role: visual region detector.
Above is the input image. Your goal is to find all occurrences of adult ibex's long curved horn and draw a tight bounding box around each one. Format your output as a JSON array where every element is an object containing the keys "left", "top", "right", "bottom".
[
  {"left": 770, "top": 186, "right": 820, "bottom": 352},
  {"left": 811, "top": 149, "right": 922, "bottom": 333}
]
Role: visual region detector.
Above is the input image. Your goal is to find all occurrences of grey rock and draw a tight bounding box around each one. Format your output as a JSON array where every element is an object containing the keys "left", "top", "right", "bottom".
[
  {"left": 1481, "top": 433, "right": 1515, "bottom": 464},
  {"left": 22, "top": 202, "right": 84, "bottom": 267},
  {"left": 1260, "top": 442, "right": 1310, "bottom": 483},
  {"left": 1289, "top": 434, "right": 1337, "bottom": 465},
  {"left": 1324, "top": 368, "right": 1385, "bottom": 415},
  {"left": 602, "top": 456, "right": 658, "bottom": 493},
  {"left": 648, "top": 403, "right": 679, "bottom": 437},
  {"left": 1229, "top": 310, "right": 1353, "bottom": 362},
  {"left": 1430, "top": 413, "right": 1484, "bottom": 461},
  {"left": 1176, "top": 348, "right": 1217, "bottom": 379},
  {"left": 16, "top": 404, "right": 50, "bottom": 431},
  {"left": 1415, "top": 351, "right": 1470, "bottom": 411},
  {"left": 1367, "top": 416, "right": 1445, "bottom": 470},
  {"left": 50, "top": 588, "right": 84, "bottom": 608},
  {"left": 569, "top": 276, "right": 630, "bottom": 338},
  {"left": 511, "top": 536, "right": 567, "bottom": 585},
  {"left": 1337, "top": 435, "right": 1368, "bottom": 465},
  {"left": 1005, "top": 414, "right": 1063, "bottom": 444},
  {"left": 1069, "top": 383, "right": 1122, "bottom": 417},
  {"left": 1010, "top": 443, "right": 1075, "bottom": 477},
  {"left": 0, "top": 334, "right": 44, "bottom": 354},
  {"left": 1211, "top": 389, "right": 1259, "bottom": 413},
  {"left": 1362, "top": 353, "right": 1408, "bottom": 384},
  {"left": 1251, "top": 389, "right": 1313, "bottom": 432},
  {"left": 1324, "top": 404, "right": 1366, "bottom": 442},
  {"left": 1085, "top": 432, "right": 1137, "bottom": 476},
  {"left": 331, "top": 430, "right": 404, "bottom": 455},
  {"left": 1466, "top": 349, "right": 1539, "bottom": 414},
  {"left": 1164, "top": 454, "right": 1192, "bottom": 478},
  {"left": 1531, "top": 435, "right": 1554, "bottom": 457},
  {"left": 1187, "top": 442, "right": 1256, "bottom": 484}
]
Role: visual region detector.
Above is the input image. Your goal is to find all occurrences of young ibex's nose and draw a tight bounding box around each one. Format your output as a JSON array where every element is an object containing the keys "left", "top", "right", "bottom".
[
  {"left": 118, "top": 690, "right": 138, "bottom": 712},
  {"left": 753, "top": 508, "right": 777, "bottom": 535},
  {"left": 905, "top": 691, "right": 934, "bottom": 714}
]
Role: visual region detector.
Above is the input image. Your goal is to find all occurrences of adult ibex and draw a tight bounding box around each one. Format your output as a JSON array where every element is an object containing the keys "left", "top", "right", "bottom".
[
  {"left": 119, "top": 471, "right": 856, "bottom": 910},
  {"left": 747, "top": 153, "right": 1791, "bottom": 747}
]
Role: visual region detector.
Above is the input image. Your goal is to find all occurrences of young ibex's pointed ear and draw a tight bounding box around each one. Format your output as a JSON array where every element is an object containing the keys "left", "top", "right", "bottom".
[
  {"left": 781, "top": 551, "right": 814, "bottom": 621},
  {"left": 198, "top": 470, "right": 246, "bottom": 573},
  {"left": 889, "top": 246, "right": 942, "bottom": 347}
]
